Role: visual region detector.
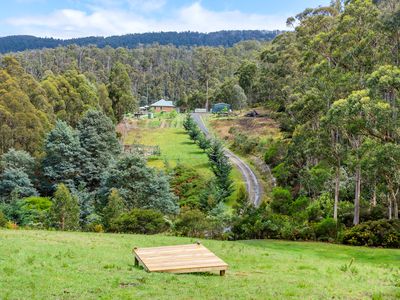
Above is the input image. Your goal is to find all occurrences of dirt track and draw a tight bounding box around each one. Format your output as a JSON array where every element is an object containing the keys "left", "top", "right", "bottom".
[{"left": 191, "top": 113, "right": 262, "bottom": 206}]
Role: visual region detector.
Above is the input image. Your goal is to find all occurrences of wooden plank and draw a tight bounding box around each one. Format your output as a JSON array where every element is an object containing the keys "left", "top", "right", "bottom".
[{"left": 133, "top": 243, "right": 228, "bottom": 275}]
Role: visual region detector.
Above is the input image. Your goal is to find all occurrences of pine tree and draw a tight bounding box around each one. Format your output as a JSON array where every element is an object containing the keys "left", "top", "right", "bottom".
[
  {"left": 233, "top": 185, "right": 249, "bottom": 216},
  {"left": 100, "top": 154, "right": 179, "bottom": 214},
  {"left": 103, "top": 188, "right": 125, "bottom": 230},
  {"left": 77, "top": 110, "right": 121, "bottom": 190},
  {"left": 0, "top": 168, "right": 37, "bottom": 202},
  {"left": 50, "top": 183, "right": 80, "bottom": 230},
  {"left": 197, "top": 133, "right": 211, "bottom": 151},
  {"left": 42, "top": 120, "right": 83, "bottom": 191},
  {"left": 207, "top": 139, "right": 233, "bottom": 200},
  {"left": 1, "top": 148, "right": 35, "bottom": 175}
]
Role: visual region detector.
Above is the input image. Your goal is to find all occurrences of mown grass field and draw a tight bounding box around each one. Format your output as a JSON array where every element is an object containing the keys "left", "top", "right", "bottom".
[
  {"left": 0, "top": 229, "right": 399, "bottom": 299},
  {"left": 122, "top": 114, "right": 245, "bottom": 203}
]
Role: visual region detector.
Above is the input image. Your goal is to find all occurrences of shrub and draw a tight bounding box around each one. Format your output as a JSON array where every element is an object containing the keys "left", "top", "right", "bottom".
[
  {"left": 306, "top": 193, "right": 334, "bottom": 222},
  {"left": 232, "top": 132, "right": 259, "bottom": 155},
  {"left": 85, "top": 213, "right": 103, "bottom": 232},
  {"left": 342, "top": 219, "right": 400, "bottom": 248},
  {"left": 6, "top": 221, "right": 18, "bottom": 230},
  {"left": 170, "top": 164, "right": 208, "bottom": 208},
  {"left": 271, "top": 187, "right": 292, "bottom": 214},
  {"left": 0, "top": 211, "right": 7, "bottom": 227},
  {"left": 272, "top": 163, "right": 290, "bottom": 186},
  {"left": 289, "top": 195, "right": 310, "bottom": 217},
  {"left": 173, "top": 208, "right": 211, "bottom": 238},
  {"left": 18, "top": 196, "right": 52, "bottom": 227},
  {"left": 264, "top": 139, "right": 286, "bottom": 167},
  {"left": 110, "top": 208, "right": 168, "bottom": 234},
  {"left": 281, "top": 222, "right": 316, "bottom": 241},
  {"left": 314, "top": 218, "right": 338, "bottom": 241},
  {"left": 232, "top": 205, "right": 286, "bottom": 240},
  {"left": 92, "top": 224, "right": 104, "bottom": 233}
]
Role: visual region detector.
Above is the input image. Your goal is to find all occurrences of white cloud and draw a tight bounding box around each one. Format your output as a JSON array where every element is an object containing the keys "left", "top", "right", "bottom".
[{"left": 5, "top": 1, "right": 289, "bottom": 38}]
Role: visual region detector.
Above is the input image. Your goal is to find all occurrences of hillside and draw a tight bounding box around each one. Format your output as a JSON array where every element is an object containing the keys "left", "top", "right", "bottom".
[
  {"left": 0, "top": 30, "right": 282, "bottom": 53},
  {"left": 0, "top": 229, "right": 398, "bottom": 299}
]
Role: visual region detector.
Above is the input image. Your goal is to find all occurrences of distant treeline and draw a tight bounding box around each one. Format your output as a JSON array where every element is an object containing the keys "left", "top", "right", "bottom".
[{"left": 0, "top": 30, "right": 283, "bottom": 53}]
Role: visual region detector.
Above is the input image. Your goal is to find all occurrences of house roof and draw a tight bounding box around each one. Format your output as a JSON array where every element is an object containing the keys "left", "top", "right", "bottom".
[{"left": 150, "top": 99, "right": 175, "bottom": 107}]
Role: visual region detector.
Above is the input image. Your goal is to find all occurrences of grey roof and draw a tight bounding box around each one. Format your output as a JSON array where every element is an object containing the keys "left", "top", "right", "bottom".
[{"left": 150, "top": 99, "right": 175, "bottom": 107}]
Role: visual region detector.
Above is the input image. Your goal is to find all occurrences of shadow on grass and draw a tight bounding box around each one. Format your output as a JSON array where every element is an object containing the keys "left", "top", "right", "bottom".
[
  {"left": 235, "top": 239, "right": 400, "bottom": 265},
  {"left": 188, "top": 151, "right": 204, "bottom": 155},
  {"left": 130, "top": 264, "right": 221, "bottom": 277}
]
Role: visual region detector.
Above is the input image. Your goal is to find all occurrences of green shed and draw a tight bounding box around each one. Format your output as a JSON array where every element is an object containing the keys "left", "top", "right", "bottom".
[{"left": 211, "top": 103, "right": 231, "bottom": 113}]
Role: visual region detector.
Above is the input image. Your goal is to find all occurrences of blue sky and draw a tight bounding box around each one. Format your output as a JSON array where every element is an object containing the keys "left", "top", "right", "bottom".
[{"left": 0, "top": 0, "right": 330, "bottom": 38}]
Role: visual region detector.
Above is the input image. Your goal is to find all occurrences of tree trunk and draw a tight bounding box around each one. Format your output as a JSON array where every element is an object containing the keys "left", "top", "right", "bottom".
[
  {"left": 333, "top": 166, "right": 340, "bottom": 221},
  {"left": 205, "top": 79, "right": 209, "bottom": 111},
  {"left": 353, "top": 165, "right": 361, "bottom": 225},
  {"left": 61, "top": 214, "right": 65, "bottom": 231},
  {"left": 394, "top": 195, "right": 399, "bottom": 220},
  {"left": 388, "top": 197, "right": 392, "bottom": 220},
  {"left": 371, "top": 184, "right": 377, "bottom": 207}
]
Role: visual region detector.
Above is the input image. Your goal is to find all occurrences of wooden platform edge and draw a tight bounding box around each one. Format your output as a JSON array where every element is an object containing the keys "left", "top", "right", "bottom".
[{"left": 132, "top": 243, "right": 228, "bottom": 276}]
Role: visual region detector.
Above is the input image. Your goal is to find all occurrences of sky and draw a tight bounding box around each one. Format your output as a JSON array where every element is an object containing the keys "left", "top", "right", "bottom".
[{"left": 0, "top": 0, "right": 331, "bottom": 39}]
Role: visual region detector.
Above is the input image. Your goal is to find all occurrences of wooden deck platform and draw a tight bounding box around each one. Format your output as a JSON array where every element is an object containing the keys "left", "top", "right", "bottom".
[{"left": 133, "top": 243, "right": 228, "bottom": 275}]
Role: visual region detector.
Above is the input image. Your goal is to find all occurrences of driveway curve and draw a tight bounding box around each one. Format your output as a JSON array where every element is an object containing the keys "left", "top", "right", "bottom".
[{"left": 191, "top": 113, "right": 262, "bottom": 207}]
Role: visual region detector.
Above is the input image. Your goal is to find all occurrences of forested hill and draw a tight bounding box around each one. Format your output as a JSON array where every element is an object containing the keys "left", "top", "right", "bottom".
[{"left": 0, "top": 30, "right": 282, "bottom": 53}]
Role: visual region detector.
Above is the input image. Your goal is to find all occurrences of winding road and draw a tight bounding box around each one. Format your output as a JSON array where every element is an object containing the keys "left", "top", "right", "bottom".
[{"left": 191, "top": 113, "right": 262, "bottom": 207}]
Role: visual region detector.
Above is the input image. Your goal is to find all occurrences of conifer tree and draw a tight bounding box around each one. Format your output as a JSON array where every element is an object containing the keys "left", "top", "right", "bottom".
[
  {"left": 42, "top": 120, "right": 83, "bottom": 191},
  {"left": 50, "top": 183, "right": 80, "bottom": 230},
  {"left": 77, "top": 110, "right": 121, "bottom": 190},
  {"left": 207, "top": 139, "right": 233, "bottom": 200},
  {"left": 103, "top": 188, "right": 125, "bottom": 230}
]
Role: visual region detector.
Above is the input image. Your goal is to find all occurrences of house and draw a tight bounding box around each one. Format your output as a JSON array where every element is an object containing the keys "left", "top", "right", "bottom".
[{"left": 150, "top": 99, "right": 175, "bottom": 112}]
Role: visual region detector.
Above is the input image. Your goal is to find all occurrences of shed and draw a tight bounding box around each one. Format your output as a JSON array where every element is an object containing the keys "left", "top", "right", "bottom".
[
  {"left": 211, "top": 103, "right": 231, "bottom": 113},
  {"left": 150, "top": 99, "right": 175, "bottom": 112},
  {"left": 133, "top": 242, "right": 228, "bottom": 275}
]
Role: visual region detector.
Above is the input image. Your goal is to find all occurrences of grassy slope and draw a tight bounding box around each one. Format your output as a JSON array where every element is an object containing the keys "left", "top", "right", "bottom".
[
  {"left": 0, "top": 230, "right": 399, "bottom": 299},
  {"left": 123, "top": 114, "right": 245, "bottom": 203}
]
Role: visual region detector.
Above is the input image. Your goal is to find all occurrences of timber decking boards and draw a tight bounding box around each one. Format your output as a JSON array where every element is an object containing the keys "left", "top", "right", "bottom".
[{"left": 133, "top": 243, "right": 228, "bottom": 276}]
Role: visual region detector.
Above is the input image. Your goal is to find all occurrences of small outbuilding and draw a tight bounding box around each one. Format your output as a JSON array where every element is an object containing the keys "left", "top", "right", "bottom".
[
  {"left": 211, "top": 103, "right": 231, "bottom": 114},
  {"left": 150, "top": 99, "right": 175, "bottom": 112}
]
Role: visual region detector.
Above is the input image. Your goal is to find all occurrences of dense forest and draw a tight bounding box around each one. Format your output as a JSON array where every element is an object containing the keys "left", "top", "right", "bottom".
[
  {"left": 0, "top": 0, "right": 399, "bottom": 247},
  {"left": 0, "top": 30, "right": 281, "bottom": 53}
]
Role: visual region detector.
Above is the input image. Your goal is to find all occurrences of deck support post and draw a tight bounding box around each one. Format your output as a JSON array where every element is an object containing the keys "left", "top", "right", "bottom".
[
  {"left": 134, "top": 256, "right": 139, "bottom": 267},
  {"left": 220, "top": 270, "right": 225, "bottom": 276}
]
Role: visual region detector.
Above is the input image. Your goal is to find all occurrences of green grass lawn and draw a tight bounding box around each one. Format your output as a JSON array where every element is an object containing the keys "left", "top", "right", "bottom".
[
  {"left": 123, "top": 114, "right": 245, "bottom": 202},
  {"left": 1, "top": 230, "right": 399, "bottom": 299},
  {"left": 125, "top": 126, "right": 212, "bottom": 177}
]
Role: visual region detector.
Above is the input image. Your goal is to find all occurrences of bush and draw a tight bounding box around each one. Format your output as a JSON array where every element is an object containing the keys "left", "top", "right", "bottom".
[
  {"left": 272, "top": 163, "right": 290, "bottom": 186},
  {"left": 0, "top": 211, "right": 7, "bottom": 227},
  {"left": 342, "top": 219, "right": 400, "bottom": 248},
  {"left": 314, "top": 218, "right": 338, "bottom": 241},
  {"left": 271, "top": 187, "right": 292, "bottom": 214},
  {"left": 6, "top": 221, "right": 18, "bottom": 230},
  {"left": 170, "top": 164, "right": 208, "bottom": 208},
  {"left": 289, "top": 195, "right": 309, "bottom": 217},
  {"left": 173, "top": 208, "right": 211, "bottom": 238},
  {"left": 232, "top": 132, "right": 259, "bottom": 155},
  {"left": 306, "top": 193, "right": 334, "bottom": 222},
  {"left": 18, "top": 196, "right": 52, "bottom": 227},
  {"left": 110, "top": 208, "right": 168, "bottom": 234}
]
